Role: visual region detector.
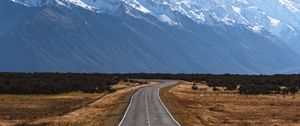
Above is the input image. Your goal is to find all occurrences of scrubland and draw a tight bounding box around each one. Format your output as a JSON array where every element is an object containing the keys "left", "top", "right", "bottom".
[
  {"left": 0, "top": 81, "right": 157, "bottom": 126},
  {"left": 161, "top": 81, "right": 300, "bottom": 126}
]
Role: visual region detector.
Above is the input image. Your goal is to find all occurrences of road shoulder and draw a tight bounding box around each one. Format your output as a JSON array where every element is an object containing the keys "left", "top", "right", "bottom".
[{"left": 11, "top": 82, "right": 159, "bottom": 126}]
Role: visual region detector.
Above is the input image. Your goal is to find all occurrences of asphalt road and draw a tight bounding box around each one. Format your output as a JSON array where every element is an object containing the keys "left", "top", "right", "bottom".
[{"left": 118, "top": 80, "right": 181, "bottom": 126}]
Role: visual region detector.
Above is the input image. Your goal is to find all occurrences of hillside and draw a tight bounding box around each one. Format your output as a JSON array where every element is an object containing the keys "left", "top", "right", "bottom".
[{"left": 1, "top": 0, "right": 300, "bottom": 74}]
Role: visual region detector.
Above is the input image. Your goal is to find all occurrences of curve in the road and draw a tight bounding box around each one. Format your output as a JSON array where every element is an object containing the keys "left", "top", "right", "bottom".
[{"left": 118, "top": 80, "right": 181, "bottom": 126}]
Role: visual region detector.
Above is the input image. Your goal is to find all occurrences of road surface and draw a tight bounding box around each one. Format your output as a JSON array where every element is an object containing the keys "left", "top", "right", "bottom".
[{"left": 118, "top": 80, "right": 181, "bottom": 126}]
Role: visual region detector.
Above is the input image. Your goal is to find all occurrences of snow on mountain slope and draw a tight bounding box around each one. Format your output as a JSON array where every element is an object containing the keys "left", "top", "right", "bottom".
[
  {"left": 11, "top": 0, "right": 54, "bottom": 6},
  {"left": 10, "top": 0, "right": 300, "bottom": 35},
  {"left": 4, "top": 0, "right": 300, "bottom": 73},
  {"left": 2, "top": 2, "right": 300, "bottom": 73},
  {"left": 9, "top": 0, "right": 300, "bottom": 51}
]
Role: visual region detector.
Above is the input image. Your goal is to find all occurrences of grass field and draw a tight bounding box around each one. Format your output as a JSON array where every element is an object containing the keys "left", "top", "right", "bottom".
[
  {"left": 0, "top": 81, "right": 158, "bottom": 126},
  {"left": 161, "top": 81, "right": 300, "bottom": 126},
  {"left": 0, "top": 92, "right": 105, "bottom": 126}
]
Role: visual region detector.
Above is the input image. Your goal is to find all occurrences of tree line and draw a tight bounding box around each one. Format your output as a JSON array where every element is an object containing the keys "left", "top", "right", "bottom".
[
  {"left": 115, "top": 73, "right": 300, "bottom": 95},
  {"left": 0, "top": 73, "right": 120, "bottom": 94},
  {"left": 0, "top": 73, "right": 300, "bottom": 95}
]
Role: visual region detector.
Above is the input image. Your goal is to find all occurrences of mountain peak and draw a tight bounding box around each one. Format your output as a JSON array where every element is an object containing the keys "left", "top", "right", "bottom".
[
  {"left": 2, "top": 0, "right": 300, "bottom": 73},
  {"left": 10, "top": 0, "right": 300, "bottom": 53}
]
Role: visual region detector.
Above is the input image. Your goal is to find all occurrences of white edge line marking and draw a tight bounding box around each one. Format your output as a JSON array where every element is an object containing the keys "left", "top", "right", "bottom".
[
  {"left": 118, "top": 81, "right": 181, "bottom": 126},
  {"left": 118, "top": 89, "right": 138, "bottom": 126},
  {"left": 157, "top": 82, "right": 181, "bottom": 126}
]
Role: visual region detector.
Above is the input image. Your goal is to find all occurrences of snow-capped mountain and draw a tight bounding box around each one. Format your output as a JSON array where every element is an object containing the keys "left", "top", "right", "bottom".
[
  {"left": 2, "top": 0, "right": 300, "bottom": 73},
  {"left": 11, "top": 0, "right": 300, "bottom": 40}
]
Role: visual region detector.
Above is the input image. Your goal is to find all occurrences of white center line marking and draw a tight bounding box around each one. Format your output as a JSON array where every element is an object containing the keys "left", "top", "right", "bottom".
[{"left": 145, "top": 93, "right": 151, "bottom": 126}]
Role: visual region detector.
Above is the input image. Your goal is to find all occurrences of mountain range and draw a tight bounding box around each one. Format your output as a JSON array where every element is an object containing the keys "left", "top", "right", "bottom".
[{"left": 1, "top": 0, "right": 300, "bottom": 74}]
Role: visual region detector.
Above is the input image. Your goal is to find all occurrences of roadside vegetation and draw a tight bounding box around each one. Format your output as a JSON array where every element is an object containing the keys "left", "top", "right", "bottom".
[
  {"left": 1, "top": 73, "right": 300, "bottom": 125},
  {"left": 117, "top": 73, "right": 300, "bottom": 95},
  {"left": 0, "top": 81, "right": 154, "bottom": 126},
  {"left": 1, "top": 73, "right": 300, "bottom": 95},
  {"left": 0, "top": 92, "right": 104, "bottom": 121},
  {"left": 0, "top": 73, "right": 151, "bottom": 126},
  {"left": 161, "top": 81, "right": 300, "bottom": 126},
  {"left": 0, "top": 73, "right": 150, "bottom": 94}
]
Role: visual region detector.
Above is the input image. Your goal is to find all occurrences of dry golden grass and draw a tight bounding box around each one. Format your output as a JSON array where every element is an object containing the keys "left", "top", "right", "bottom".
[
  {"left": 0, "top": 81, "right": 159, "bottom": 126},
  {"left": 161, "top": 81, "right": 300, "bottom": 126},
  {"left": 111, "top": 80, "right": 143, "bottom": 90},
  {"left": 0, "top": 92, "right": 104, "bottom": 126}
]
